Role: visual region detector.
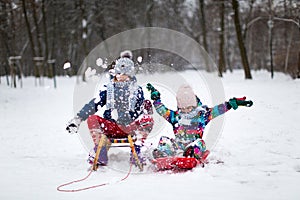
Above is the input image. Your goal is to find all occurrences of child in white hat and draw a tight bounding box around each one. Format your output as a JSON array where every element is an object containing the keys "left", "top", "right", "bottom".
[{"left": 66, "top": 53, "right": 154, "bottom": 167}]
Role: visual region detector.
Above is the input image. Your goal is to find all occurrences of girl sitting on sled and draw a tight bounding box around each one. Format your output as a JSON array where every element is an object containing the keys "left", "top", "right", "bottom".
[{"left": 147, "top": 83, "right": 253, "bottom": 163}]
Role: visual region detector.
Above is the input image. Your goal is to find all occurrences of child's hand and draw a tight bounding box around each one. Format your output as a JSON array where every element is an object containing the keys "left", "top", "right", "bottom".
[
  {"left": 66, "top": 116, "right": 82, "bottom": 134},
  {"left": 229, "top": 97, "right": 253, "bottom": 110},
  {"left": 146, "top": 83, "right": 155, "bottom": 92},
  {"left": 146, "top": 83, "right": 161, "bottom": 100}
]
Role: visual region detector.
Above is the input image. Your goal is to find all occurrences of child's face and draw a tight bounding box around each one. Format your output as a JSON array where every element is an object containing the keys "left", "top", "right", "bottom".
[
  {"left": 115, "top": 74, "right": 130, "bottom": 82},
  {"left": 179, "top": 106, "right": 195, "bottom": 113}
]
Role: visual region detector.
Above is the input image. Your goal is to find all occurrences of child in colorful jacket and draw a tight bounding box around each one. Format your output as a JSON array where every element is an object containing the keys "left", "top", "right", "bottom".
[
  {"left": 146, "top": 83, "right": 252, "bottom": 162},
  {"left": 66, "top": 55, "right": 153, "bottom": 166}
]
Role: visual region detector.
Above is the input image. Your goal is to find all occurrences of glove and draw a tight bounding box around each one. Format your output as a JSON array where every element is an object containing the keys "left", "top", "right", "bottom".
[
  {"left": 146, "top": 83, "right": 160, "bottom": 101},
  {"left": 66, "top": 116, "right": 82, "bottom": 134},
  {"left": 228, "top": 97, "right": 253, "bottom": 110},
  {"left": 228, "top": 98, "right": 238, "bottom": 110},
  {"left": 136, "top": 115, "right": 154, "bottom": 129}
]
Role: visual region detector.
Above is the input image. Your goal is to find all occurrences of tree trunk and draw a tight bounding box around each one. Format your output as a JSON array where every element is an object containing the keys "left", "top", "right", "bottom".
[
  {"left": 80, "top": 0, "right": 87, "bottom": 57},
  {"left": 243, "top": 0, "right": 256, "bottom": 41},
  {"left": 198, "top": 0, "right": 208, "bottom": 52},
  {"left": 297, "top": 52, "right": 300, "bottom": 79},
  {"left": 31, "top": 1, "right": 44, "bottom": 79},
  {"left": 79, "top": 0, "right": 87, "bottom": 81},
  {"left": 269, "top": 23, "right": 274, "bottom": 78},
  {"left": 231, "top": 0, "right": 252, "bottom": 79},
  {"left": 218, "top": 0, "right": 226, "bottom": 77},
  {"left": 268, "top": 0, "right": 274, "bottom": 79},
  {"left": 198, "top": 0, "right": 210, "bottom": 72},
  {"left": 42, "top": 0, "right": 51, "bottom": 78},
  {"left": 0, "top": 2, "right": 10, "bottom": 85},
  {"left": 22, "top": 0, "right": 38, "bottom": 76},
  {"left": 9, "top": 3, "right": 16, "bottom": 56},
  {"left": 145, "top": 0, "right": 154, "bottom": 63},
  {"left": 49, "top": 0, "right": 57, "bottom": 61},
  {"left": 31, "top": 1, "right": 43, "bottom": 57}
]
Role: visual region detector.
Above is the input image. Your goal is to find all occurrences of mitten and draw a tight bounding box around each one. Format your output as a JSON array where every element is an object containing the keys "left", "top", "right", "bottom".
[
  {"left": 146, "top": 83, "right": 161, "bottom": 101},
  {"left": 66, "top": 116, "right": 82, "bottom": 134},
  {"left": 136, "top": 115, "right": 154, "bottom": 129},
  {"left": 228, "top": 98, "right": 239, "bottom": 110},
  {"left": 228, "top": 97, "right": 253, "bottom": 110}
]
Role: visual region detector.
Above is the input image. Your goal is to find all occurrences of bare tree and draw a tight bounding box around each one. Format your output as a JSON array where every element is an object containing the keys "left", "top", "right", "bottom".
[
  {"left": 0, "top": 2, "right": 10, "bottom": 85},
  {"left": 231, "top": 0, "right": 252, "bottom": 79},
  {"left": 1, "top": 0, "right": 300, "bottom": 81},
  {"left": 198, "top": 0, "right": 208, "bottom": 52},
  {"left": 218, "top": 0, "right": 226, "bottom": 77},
  {"left": 41, "top": 0, "right": 51, "bottom": 77},
  {"left": 298, "top": 52, "right": 300, "bottom": 78},
  {"left": 21, "top": 0, "right": 38, "bottom": 77},
  {"left": 268, "top": 0, "right": 274, "bottom": 78}
]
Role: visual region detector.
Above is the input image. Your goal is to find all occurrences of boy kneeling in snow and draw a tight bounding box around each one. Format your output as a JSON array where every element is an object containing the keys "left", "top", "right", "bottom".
[{"left": 147, "top": 83, "right": 252, "bottom": 163}]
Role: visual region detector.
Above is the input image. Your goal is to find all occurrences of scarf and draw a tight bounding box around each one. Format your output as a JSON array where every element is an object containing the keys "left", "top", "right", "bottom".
[
  {"left": 106, "top": 77, "right": 139, "bottom": 112},
  {"left": 178, "top": 106, "right": 206, "bottom": 127}
]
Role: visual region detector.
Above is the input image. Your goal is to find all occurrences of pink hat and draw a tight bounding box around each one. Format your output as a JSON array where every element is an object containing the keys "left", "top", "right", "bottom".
[{"left": 176, "top": 84, "right": 197, "bottom": 109}]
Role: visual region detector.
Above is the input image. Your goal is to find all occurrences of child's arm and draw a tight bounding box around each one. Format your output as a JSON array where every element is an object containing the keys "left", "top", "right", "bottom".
[
  {"left": 208, "top": 97, "right": 253, "bottom": 121},
  {"left": 147, "top": 83, "right": 177, "bottom": 125},
  {"left": 153, "top": 99, "right": 177, "bottom": 124},
  {"left": 66, "top": 90, "right": 106, "bottom": 134},
  {"left": 76, "top": 90, "right": 106, "bottom": 121},
  {"left": 209, "top": 102, "right": 231, "bottom": 120}
]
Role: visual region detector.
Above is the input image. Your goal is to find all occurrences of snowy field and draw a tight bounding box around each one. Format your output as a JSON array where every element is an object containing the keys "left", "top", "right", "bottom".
[{"left": 1, "top": 70, "right": 300, "bottom": 200}]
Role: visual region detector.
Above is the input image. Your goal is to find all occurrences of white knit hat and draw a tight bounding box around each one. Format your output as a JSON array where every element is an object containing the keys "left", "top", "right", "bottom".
[
  {"left": 120, "top": 50, "right": 133, "bottom": 59},
  {"left": 114, "top": 57, "right": 135, "bottom": 77},
  {"left": 176, "top": 84, "right": 197, "bottom": 109}
]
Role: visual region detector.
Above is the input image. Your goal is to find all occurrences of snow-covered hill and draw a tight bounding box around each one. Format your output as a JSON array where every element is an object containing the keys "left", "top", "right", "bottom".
[{"left": 0, "top": 70, "right": 300, "bottom": 200}]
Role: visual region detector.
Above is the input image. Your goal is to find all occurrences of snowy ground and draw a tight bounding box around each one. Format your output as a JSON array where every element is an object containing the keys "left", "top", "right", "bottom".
[{"left": 0, "top": 70, "right": 300, "bottom": 200}]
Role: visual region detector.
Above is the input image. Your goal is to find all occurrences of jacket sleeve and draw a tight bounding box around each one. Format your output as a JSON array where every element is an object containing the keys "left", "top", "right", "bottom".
[
  {"left": 129, "top": 86, "right": 145, "bottom": 118},
  {"left": 207, "top": 102, "right": 231, "bottom": 122},
  {"left": 134, "top": 86, "right": 145, "bottom": 112},
  {"left": 76, "top": 90, "right": 107, "bottom": 121},
  {"left": 153, "top": 99, "right": 178, "bottom": 125}
]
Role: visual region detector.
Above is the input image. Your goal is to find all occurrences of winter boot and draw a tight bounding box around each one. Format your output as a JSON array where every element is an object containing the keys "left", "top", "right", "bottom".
[
  {"left": 130, "top": 143, "right": 147, "bottom": 166},
  {"left": 152, "top": 136, "right": 180, "bottom": 159},
  {"left": 183, "top": 138, "right": 207, "bottom": 161},
  {"left": 88, "top": 135, "right": 110, "bottom": 166},
  {"left": 88, "top": 145, "right": 109, "bottom": 166}
]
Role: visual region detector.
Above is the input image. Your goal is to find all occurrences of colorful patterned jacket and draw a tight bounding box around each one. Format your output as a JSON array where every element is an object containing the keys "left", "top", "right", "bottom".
[{"left": 152, "top": 97, "right": 231, "bottom": 145}]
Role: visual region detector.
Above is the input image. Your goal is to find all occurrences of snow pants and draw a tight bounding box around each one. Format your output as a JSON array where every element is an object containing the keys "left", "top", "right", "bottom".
[
  {"left": 87, "top": 114, "right": 154, "bottom": 145},
  {"left": 155, "top": 136, "right": 207, "bottom": 160},
  {"left": 87, "top": 114, "right": 153, "bottom": 165}
]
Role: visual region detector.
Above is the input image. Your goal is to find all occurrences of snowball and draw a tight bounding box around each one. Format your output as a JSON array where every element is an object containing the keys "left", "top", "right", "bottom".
[
  {"left": 137, "top": 56, "right": 143, "bottom": 63},
  {"left": 63, "top": 62, "right": 71, "bottom": 69},
  {"left": 96, "top": 58, "right": 103, "bottom": 67}
]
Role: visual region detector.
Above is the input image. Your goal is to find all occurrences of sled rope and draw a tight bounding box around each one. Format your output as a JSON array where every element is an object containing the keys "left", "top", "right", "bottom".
[
  {"left": 57, "top": 134, "right": 141, "bottom": 192},
  {"left": 56, "top": 162, "right": 133, "bottom": 192}
]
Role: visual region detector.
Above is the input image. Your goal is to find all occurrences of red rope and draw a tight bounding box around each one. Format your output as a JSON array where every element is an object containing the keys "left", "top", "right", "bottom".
[{"left": 57, "top": 163, "right": 133, "bottom": 192}]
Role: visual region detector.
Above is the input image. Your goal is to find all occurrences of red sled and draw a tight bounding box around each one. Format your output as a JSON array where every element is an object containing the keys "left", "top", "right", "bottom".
[
  {"left": 151, "top": 150, "right": 210, "bottom": 171},
  {"left": 152, "top": 157, "right": 198, "bottom": 171}
]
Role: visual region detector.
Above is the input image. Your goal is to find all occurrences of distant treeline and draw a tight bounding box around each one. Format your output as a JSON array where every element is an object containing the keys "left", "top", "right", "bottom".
[{"left": 0, "top": 0, "right": 299, "bottom": 87}]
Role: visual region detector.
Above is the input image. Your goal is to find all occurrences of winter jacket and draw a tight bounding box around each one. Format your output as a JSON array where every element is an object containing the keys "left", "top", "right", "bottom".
[
  {"left": 152, "top": 97, "right": 231, "bottom": 144},
  {"left": 77, "top": 78, "right": 145, "bottom": 126}
]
